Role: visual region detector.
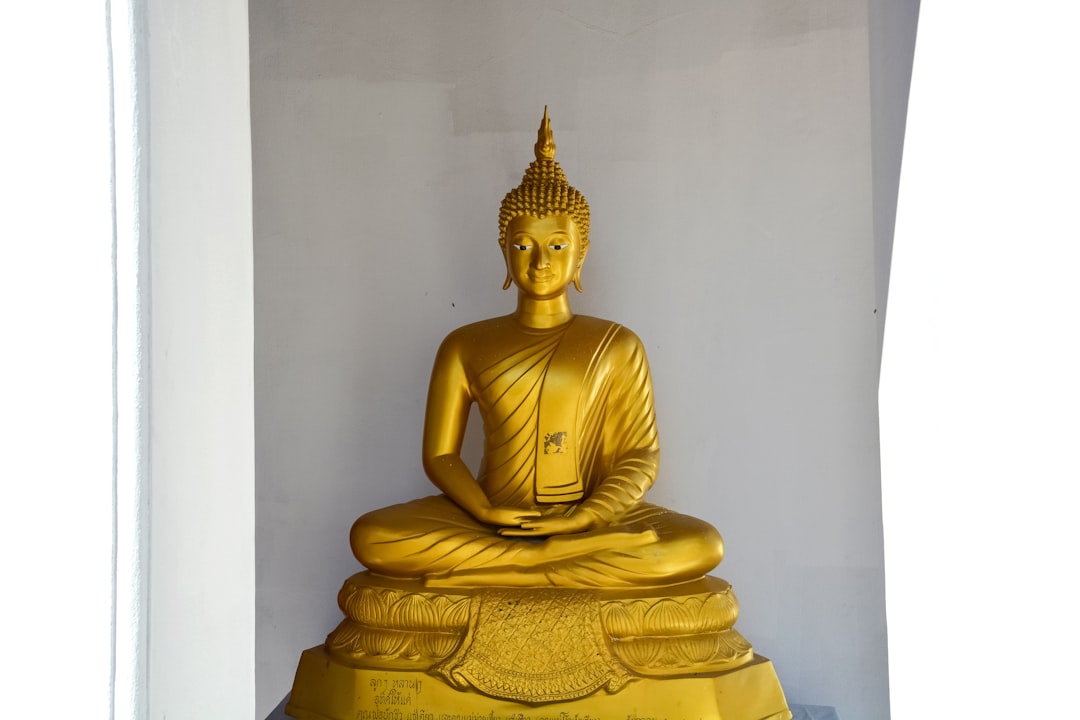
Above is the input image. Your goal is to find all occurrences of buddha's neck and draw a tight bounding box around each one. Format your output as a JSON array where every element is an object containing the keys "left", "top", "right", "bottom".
[{"left": 514, "top": 294, "right": 573, "bottom": 329}]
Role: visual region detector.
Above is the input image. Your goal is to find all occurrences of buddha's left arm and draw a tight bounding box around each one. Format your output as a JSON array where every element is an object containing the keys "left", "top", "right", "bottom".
[{"left": 574, "top": 330, "right": 660, "bottom": 526}]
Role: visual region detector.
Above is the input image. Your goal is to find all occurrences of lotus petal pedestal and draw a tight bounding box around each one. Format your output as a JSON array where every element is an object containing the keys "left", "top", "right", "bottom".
[{"left": 287, "top": 573, "right": 790, "bottom": 720}]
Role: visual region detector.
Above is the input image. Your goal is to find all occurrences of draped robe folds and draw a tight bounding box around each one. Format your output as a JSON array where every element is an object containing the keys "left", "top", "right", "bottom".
[{"left": 351, "top": 315, "right": 724, "bottom": 588}]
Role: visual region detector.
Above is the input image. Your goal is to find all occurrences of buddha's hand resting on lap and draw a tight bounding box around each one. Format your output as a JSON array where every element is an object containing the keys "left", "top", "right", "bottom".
[
  {"left": 474, "top": 506, "right": 542, "bottom": 527},
  {"left": 498, "top": 511, "right": 596, "bottom": 537}
]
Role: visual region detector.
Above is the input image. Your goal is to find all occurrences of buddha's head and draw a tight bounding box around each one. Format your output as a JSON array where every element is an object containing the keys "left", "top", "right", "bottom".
[{"left": 499, "top": 108, "right": 590, "bottom": 295}]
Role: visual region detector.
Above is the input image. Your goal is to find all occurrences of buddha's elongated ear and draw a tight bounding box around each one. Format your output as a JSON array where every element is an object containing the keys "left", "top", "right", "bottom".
[
  {"left": 573, "top": 247, "right": 587, "bottom": 292},
  {"left": 499, "top": 235, "right": 513, "bottom": 289}
]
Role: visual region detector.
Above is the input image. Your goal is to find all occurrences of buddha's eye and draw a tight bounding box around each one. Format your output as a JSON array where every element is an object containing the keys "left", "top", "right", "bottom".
[
  {"left": 512, "top": 243, "right": 531, "bottom": 251},
  {"left": 550, "top": 243, "right": 568, "bottom": 251}
]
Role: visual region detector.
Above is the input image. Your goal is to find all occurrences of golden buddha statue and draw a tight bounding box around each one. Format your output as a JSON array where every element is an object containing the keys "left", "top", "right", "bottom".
[
  {"left": 350, "top": 108, "right": 722, "bottom": 590},
  {"left": 287, "top": 109, "right": 790, "bottom": 720}
]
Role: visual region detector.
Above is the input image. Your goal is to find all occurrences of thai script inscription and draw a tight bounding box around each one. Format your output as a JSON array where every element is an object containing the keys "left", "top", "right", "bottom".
[
  {"left": 370, "top": 677, "right": 425, "bottom": 711},
  {"left": 364, "top": 678, "right": 667, "bottom": 720},
  {"left": 357, "top": 705, "right": 622, "bottom": 720},
  {"left": 408, "top": 714, "right": 605, "bottom": 720}
]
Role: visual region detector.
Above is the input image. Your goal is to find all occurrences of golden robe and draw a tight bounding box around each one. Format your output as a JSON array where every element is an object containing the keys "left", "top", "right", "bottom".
[{"left": 351, "top": 315, "right": 723, "bottom": 587}]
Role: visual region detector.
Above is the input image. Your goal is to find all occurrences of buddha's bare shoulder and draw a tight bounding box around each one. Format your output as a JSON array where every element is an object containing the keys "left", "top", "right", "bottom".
[
  {"left": 457, "top": 314, "right": 522, "bottom": 334},
  {"left": 431, "top": 315, "right": 522, "bottom": 366},
  {"left": 438, "top": 314, "right": 518, "bottom": 346}
]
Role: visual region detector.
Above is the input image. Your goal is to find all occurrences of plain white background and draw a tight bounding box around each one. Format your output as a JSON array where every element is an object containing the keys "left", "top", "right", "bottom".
[{"left": 881, "top": 2, "right": 1080, "bottom": 717}]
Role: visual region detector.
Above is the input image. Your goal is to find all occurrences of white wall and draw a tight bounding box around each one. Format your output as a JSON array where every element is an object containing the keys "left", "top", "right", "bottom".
[
  {"left": 869, "top": 0, "right": 920, "bottom": 355},
  {"left": 251, "top": 3, "right": 907, "bottom": 717},
  {"left": 147, "top": 1, "right": 256, "bottom": 717}
]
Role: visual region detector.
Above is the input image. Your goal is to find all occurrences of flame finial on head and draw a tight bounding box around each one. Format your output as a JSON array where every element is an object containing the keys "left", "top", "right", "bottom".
[{"left": 534, "top": 105, "right": 557, "bottom": 161}]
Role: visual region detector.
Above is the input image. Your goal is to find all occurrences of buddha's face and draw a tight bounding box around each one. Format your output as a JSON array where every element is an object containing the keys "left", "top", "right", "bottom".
[{"left": 504, "top": 214, "right": 583, "bottom": 300}]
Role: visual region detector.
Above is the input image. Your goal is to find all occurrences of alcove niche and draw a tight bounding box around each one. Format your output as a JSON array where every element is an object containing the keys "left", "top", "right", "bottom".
[{"left": 249, "top": 2, "right": 918, "bottom": 718}]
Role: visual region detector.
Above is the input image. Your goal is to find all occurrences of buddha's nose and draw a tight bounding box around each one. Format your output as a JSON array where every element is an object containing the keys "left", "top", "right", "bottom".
[{"left": 533, "top": 246, "right": 550, "bottom": 268}]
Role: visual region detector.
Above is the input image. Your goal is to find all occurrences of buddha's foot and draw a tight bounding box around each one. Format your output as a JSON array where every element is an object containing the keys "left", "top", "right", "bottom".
[{"left": 545, "top": 527, "right": 659, "bottom": 556}]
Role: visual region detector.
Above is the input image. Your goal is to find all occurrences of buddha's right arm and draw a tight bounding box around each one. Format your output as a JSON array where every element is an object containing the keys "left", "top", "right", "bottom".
[
  {"left": 422, "top": 454, "right": 538, "bottom": 526},
  {"left": 421, "top": 333, "right": 540, "bottom": 527}
]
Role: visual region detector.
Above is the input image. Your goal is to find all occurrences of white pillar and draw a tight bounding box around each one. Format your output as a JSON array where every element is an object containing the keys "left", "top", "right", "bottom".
[{"left": 145, "top": 0, "right": 255, "bottom": 717}]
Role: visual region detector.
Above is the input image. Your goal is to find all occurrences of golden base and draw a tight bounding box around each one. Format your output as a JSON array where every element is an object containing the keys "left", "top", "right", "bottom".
[{"left": 286, "top": 645, "right": 791, "bottom": 720}]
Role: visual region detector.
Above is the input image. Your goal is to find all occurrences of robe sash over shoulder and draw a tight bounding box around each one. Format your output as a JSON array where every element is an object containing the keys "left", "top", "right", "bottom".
[{"left": 534, "top": 317, "right": 622, "bottom": 503}]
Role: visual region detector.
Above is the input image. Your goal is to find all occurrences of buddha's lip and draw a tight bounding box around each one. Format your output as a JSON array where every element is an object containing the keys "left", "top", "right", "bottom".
[{"left": 528, "top": 272, "right": 554, "bottom": 281}]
